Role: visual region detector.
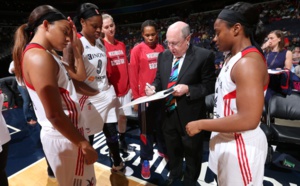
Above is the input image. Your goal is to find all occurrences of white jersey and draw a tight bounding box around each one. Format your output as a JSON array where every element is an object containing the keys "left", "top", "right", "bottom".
[
  {"left": 24, "top": 45, "right": 85, "bottom": 137},
  {"left": 80, "top": 36, "right": 109, "bottom": 91},
  {"left": 0, "top": 93, "right": 11, "bottom": 152},
  {"left": 79, "top": 35, "right": 118, "bottom": 127},
  {"left": 23, "top": 43, "right": 95, "bottom": 185},
  {"left": 209, "top": 47, "right": 268, "bottom": 185}
]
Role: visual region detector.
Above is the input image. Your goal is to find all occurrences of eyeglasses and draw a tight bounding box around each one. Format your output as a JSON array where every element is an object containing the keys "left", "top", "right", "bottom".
[{"left": 165, "top": 38, "right": 186, "bottom": 48}]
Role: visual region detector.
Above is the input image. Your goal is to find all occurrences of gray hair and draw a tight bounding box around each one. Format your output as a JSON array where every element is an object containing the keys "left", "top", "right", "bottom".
[{"left": 181, "top": 24, "right": 190, "bottom": 38}]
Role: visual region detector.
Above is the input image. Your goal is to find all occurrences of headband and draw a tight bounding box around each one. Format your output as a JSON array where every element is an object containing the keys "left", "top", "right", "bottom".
[
  {"left": 217, "top": 9, "right": 251, "bottom": 27},
  {"left": 218, "top": 8, "right": 263, "bottom": 55},
  {"left": 25, "top": 12, "right": 67, "bottom": 33},
  {"left": 80, "top": 8, "right": 100, "bottom": 20}
]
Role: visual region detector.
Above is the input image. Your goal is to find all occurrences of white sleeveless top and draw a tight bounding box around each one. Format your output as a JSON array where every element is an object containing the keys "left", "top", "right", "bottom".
[
  {"left": 80, "top": 36, "right": 110, "bottom": 91},
  {"left": 212, "top": 47, "right": 267, "bottom": 136},
  {"left": 24, "top": 44, "right": 84, "bottom": 136}
]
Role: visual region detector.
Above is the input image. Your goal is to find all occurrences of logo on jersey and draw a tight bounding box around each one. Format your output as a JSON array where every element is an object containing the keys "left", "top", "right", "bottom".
[
  {"left": 149, "top": 63, "right": 157, "bottom": 69},
  {"left": 87, "top": 53, "right": 105, "bottom": 60},
  {"left": 87, "top": 76, "right": 95, "bottom": 82}
]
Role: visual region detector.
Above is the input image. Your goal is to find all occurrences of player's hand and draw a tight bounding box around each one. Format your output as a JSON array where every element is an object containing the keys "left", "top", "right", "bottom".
[
  {"left": 78, "top": 141, "right": 98, "bottom": 165},
  {"left": 186, "top": 120, "right": 202, "bottom": 136}
]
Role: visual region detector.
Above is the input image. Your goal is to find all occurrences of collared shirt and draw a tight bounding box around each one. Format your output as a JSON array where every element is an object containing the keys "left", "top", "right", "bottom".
[{"left": 172, "top": 53, "right": 186, "bottom": 73}]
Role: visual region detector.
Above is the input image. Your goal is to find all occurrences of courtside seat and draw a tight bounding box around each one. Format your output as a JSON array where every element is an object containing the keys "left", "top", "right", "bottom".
[{"left": 267, "top": 92, "right": 300, "bottom": 145}]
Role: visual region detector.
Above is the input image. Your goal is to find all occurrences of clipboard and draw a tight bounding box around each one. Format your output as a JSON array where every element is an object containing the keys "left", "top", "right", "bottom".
[{"left": 120, "top": 88, "right": 174, "bottom": 109}]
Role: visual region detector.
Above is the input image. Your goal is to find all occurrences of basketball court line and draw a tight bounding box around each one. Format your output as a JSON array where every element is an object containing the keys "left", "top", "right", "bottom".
[{"left": 8, "top": 157, "right": 156, "bottom": 186}]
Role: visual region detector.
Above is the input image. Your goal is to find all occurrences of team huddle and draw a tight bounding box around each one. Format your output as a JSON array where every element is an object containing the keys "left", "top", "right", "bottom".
[{"left": 0, "top": 1, "right": 270, "bottom": 186}]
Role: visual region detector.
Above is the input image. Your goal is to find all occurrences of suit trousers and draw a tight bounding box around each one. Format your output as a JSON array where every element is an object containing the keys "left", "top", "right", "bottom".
[{"left": 162, "top": 109, "right": 203, "bottom": 184}]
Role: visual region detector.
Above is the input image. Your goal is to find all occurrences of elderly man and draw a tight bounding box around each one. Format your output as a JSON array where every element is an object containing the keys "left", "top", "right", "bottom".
[{"left": 146, "top": 21, "right": 215, "bottom": 185}]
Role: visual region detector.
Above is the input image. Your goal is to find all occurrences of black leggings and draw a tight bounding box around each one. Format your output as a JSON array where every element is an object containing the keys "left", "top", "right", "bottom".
[
  {"left": 102, "top": 122, "right": 122, "bottom": 166},
  {"left": 0, "top": 142, "right": 9, "bottom": 186}
]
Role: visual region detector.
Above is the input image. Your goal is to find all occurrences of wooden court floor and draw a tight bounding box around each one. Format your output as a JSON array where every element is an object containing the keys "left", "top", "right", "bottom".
[{"left": 8, "top": 158, "right": 156, "bottom": 186}]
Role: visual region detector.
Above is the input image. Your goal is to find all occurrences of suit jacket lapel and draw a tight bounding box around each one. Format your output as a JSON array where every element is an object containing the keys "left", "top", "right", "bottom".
[
  {"left": 164, "top": 52, "right": 174, "bottom": 89},
  {"left": 178, "top": 45, "right": 193, "bottom": 82}
]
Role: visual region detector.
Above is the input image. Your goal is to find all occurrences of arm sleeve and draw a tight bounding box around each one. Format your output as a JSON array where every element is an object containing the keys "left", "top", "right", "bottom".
[{"left": 129, "top": 46, "right": 140, "bottom": 99}]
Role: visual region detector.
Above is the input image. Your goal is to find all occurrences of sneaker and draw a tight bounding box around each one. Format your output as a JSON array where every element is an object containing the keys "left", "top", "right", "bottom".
[
  {"left": 112, "top": 161, "right": 126, "bottom": 175},
  {"left": 47, "top": 166, "right": 55, "bottom": 179},
  {"left": 141, "top": 160, "right": 150, "bottom": 179}
]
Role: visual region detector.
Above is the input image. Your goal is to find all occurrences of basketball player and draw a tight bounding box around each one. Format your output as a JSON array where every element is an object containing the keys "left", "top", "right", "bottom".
[
  {"left": 12, "top": 5, "right": 98, "bottom": 185},
  {"left": 186, "top": 2, "right": 268, "bottom": 185}
]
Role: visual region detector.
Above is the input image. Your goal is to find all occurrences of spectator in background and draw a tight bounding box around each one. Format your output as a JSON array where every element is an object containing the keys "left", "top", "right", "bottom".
[
  {"left": 262, "top": 30, "right": 293, "bottom": 107},
  {"left": 292, "top": 46, "right": 300, "bottom": 63},
  {"left": 262, "top": 30, "right": 293, "bottom": 70},
  {"left": 8, "top": 61, "right": 37, "bottom": 124},
  {"left": 129, "top": 19, "right": 167, "bottom": 179},
  {"left": 102, "top": 13, "right": 135, "bottom": 152},
  {"left": 0, "top": 76, "right": 19, "bottom": 109}
]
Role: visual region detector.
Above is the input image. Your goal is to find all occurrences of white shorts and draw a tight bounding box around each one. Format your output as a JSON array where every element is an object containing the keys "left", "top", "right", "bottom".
[
  {"left": 208, "top": 125, "right": 267, "bottom": 186},
  {"left": 88, "top": 85, "right": 118, "bottom": 123},
  {"left": 117, "top": 89, "right": 133, "bottom": 116},
  {"left": 40, "top": 129, "right": 96, "bottom": 186},
  {"left": 79, "top": 94, "right": 104, "bottom": 135}
]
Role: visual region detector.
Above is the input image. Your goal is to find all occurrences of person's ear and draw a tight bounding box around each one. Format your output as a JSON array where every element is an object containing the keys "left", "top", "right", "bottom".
[
  {"left": 233, "top": 23, "right": 241, "bottom": 36},
  {"left": 42, "top": 20, "right": 50, "bottom": 30},
  {"left": 80, "top": 18, "right": 86, "bottom": 27}
]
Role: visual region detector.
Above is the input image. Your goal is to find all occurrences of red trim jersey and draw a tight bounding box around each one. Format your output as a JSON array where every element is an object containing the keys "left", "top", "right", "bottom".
[
  {"left": 209, "top": 46, "right": 268, "bottom": 185},
  {"left": 213, "top": 46, "right": 267, "bottom": 120},
  {"left": 23, "top": 43, "right": 85, "bottom": 136},
  {"left": 129, "top": 42, "right": 164, "bottom": 99},
  {"left": 104, "top": 39, "right": 130, "bottom": 97}
]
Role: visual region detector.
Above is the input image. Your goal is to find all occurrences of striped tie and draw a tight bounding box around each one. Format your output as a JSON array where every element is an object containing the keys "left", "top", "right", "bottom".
[{"left": 166, "top": 57, "right": 180, "bottom": 112}]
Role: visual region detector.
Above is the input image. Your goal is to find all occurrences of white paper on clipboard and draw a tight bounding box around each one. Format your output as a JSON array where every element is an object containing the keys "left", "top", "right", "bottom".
[{"left": 120, "top": 88, "right": 174, "bottom": 109}]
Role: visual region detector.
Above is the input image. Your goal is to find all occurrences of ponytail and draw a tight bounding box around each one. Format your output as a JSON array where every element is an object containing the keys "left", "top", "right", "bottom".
[{"left": 12, "top": 24, "right": 31, "bottom": 84}]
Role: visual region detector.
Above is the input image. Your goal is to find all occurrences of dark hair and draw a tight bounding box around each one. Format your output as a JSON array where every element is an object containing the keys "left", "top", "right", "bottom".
[
  {"left": 218, "top": 2, "right": 265, "bottom": 54},
  {"left": 12, "top": 5, "right": 65, "bottom": 83},
  {"left": 141, "top": 20, "right": 158, "bottom": 33},
  {"left": 73, "top": 3, "right": 101, "bottom": 31},
  {"left": 269, "top": 30, "right": 285, "bottom": 52}
]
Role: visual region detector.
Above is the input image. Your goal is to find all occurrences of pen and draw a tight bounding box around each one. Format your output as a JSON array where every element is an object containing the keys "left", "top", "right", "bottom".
[{"left": 146, "top": 82, "right": 156, "bottom": 93}]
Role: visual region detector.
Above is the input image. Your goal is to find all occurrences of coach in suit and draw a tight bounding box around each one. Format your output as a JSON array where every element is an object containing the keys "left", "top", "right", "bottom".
[{"left": 146, "top": 21, "right": 215, "bottom": 185}]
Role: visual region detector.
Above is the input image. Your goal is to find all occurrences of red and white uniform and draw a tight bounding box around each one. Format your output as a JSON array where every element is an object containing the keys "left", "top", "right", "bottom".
[
  {"left": 79, "top": 35, "right": 118, "bottom": 125},
  {"left": 23, "top": 43, "right": 96, "bottom": 186},
  {"left": 209, "top": 47, "right": 267, "bottom": 186},
  {"left": 104, "top": 39, "right": 132, "bottom": 115},
  {"left": 129, "top": 42, "right": 164, "bottom": 99}
]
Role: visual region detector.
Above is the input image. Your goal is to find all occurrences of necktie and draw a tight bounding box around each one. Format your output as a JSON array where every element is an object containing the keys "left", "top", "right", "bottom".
[{"left": 166, "top": 57, "right": 180, "bottom": 112}]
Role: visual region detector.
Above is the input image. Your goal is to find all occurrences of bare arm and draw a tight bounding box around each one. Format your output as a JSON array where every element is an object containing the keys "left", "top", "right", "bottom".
[
  {"left": 284, "top": 50, "right": 293, "bottom": 70},
  {"left": 63, "top": 19, "right": 87, "bottom": 82},
  {"left": 23, "top": 50, "right": 97, "bottom": 164},
  {"left": 186, "top": 53, "right": 268, "bottom": 135}
]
